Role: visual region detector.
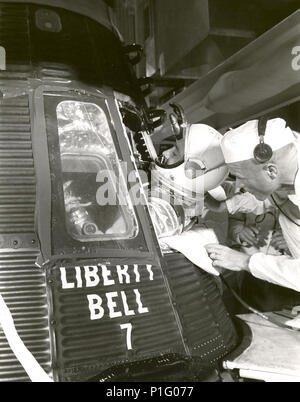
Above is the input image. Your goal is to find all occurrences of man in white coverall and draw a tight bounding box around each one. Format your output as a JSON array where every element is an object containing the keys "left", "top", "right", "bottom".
[{"left": 205, "top": 118, "right": 300, "bottom": 295}]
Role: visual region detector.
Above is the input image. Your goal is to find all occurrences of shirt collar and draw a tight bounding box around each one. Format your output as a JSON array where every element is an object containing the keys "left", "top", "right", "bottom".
[{"left": 288, "top": 138, "right": 300, "bottom": 207}]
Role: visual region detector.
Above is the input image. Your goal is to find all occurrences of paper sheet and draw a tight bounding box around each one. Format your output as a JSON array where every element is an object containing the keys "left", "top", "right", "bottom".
[
  {"left": 162, "top": 226, "right": 221, "bottom": 276},
  {"left": 223, "top": 313, "right": 300, "bottom": 381},
  {"left": 285, "top": 315, "right": 300, "bottom": 329}
]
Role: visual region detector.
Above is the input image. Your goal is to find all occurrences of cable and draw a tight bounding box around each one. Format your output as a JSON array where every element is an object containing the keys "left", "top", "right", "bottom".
[
  {"left": 254, "top": 210, "right": 276, "bottom": 225},
  {"left": 220, "top": 274, "right": 300, "bottom": 332},
  {"left": 270, "top": 195, "right": 300, "bottom": 228}
]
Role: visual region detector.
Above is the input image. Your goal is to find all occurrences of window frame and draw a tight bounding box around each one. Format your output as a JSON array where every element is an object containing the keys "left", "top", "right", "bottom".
[{"left": 31, "top": 83, "right": 161, "bottom": 264}]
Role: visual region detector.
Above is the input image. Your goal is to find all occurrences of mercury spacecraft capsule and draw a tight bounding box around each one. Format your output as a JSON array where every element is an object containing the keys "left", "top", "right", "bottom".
[{"left": 0, "top": 0, "right": 238, "bottom": 382}]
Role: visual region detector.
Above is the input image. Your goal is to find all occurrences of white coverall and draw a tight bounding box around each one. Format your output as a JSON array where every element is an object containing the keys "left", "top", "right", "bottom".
[{"left": 225, "top": 142, "right": 300, "bottom": 292}]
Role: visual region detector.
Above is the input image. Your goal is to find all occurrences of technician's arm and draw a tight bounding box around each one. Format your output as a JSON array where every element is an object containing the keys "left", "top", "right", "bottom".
[
  {"left": 249, "top": 253, "right": 300, "bottom": 292},
  {"left": 225, "top": 192, "right": 268, "bottom": 215},
  {"left": 205, "top": 244, "right": 300, "bottom": 292}
]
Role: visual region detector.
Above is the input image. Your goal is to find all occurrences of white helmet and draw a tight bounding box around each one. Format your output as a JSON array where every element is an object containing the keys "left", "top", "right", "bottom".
[{"left": 151, "top": 124, "right": 228, "bottom": 217}]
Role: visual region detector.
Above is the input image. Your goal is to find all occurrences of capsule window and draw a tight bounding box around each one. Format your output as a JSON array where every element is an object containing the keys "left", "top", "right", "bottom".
[{"left": 56, "top": 101, "right": 138, "bottom": 242}]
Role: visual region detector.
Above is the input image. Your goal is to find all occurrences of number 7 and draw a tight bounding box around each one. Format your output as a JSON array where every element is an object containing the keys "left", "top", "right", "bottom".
[{"left": 120, "top": 323, "right": 133, "bottom": 350}]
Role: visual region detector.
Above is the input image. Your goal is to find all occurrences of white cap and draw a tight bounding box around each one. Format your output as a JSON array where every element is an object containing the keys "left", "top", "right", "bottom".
[{"left": 221, "top": 118, "right": 295, "bottom": 164}]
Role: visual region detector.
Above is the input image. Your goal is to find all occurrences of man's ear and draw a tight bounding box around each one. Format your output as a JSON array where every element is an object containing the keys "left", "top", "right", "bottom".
[{"left": 263, "top": 163, "right": 278, "bottom": 180}]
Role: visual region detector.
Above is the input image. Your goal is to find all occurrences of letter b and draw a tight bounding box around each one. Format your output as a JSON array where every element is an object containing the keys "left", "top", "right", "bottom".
[{"left": 87, "top": 294, "right": 104, "bottom": 320}]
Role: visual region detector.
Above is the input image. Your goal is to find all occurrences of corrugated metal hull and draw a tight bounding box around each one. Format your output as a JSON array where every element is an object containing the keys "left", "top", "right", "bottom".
[
  {"left": 47, "top": 263, "right": 186, "bottom": 382},
  {"left": 0, "top": 250, "right": 52, "bottom": 381},
  {"left": 0, "top": 66, "right": 51, "bottom": 380},
  {"left": 163, "top": 253, "right": 238, "bottom": 364},
  {"left": 0, "top": 95, "right": 35, "bottom": 237},
  {"left": 47, "top": 256, "right": 238, "bottom": 381}
]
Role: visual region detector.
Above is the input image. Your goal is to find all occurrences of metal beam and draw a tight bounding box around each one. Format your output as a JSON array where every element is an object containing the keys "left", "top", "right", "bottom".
[
  {"left": 210, "top": 28, "right": 256, "bottom": 39},
  {"left": 157, "top": 9, "right": 300, "bottom": 139}
]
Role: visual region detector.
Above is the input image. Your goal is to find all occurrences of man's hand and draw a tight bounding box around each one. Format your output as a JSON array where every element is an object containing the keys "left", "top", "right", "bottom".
[
  {"left": 238, "top": 226, "right": 259, "bottom": 246},
  {"left": 271, "top": 230, "right": 290, "bottom": 253},
  {"left": 205, "top": 244, "right": 250, "bottom": 271},
  {"left": 230, "top": 221, "right": 259, "bottom": 246}
]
